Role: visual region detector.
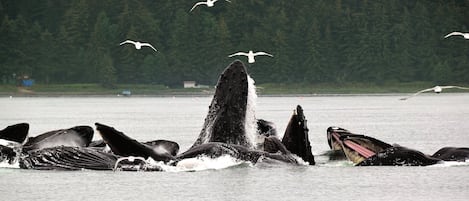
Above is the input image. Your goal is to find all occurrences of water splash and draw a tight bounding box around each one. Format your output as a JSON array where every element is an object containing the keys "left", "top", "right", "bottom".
[
  {"left": 0, "top": 160, "right": 20, "bottom": 169},
  {"left": 159, "top": 155, "right": 250, "bottom": 172},
  {"left": 245, "top": 75, "right": 257, "bottom": 149},
  {"left": 428, "top": 160, "right": 469, "bottom": 167},
  {"left": 112, "top": 155, "right": 251, "bottom": 172}
]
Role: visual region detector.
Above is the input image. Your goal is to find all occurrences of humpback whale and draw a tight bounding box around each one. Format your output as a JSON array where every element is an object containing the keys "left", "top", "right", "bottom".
[
  {"left": 191, "top": 60, "right": 257, "bottom": 149},
  {"left": 175, "top": 60, "right": 307, "bottom": 165},
  {"left": 327, "top": 126, "right": 392, "bottom": 164},
  {"left": 257, "top": 119, "right": 278, "bottom": 137},
  {"left": 20, "top": 146, "right": 118, "bottom": 170},
  {"left": 280, "top": 105, "right": 315, "bottom": 165},
  {"left": 357, "top": 146, "right": 441, "bottom": 166},
  {"left": 0, "top": 123, "right": 29, "bottom": 143},
  {"left": 326, "top": 126, "right": 442, "bottom": 166},
  {"left": 0, "top": 123, "right": 30, "bottom": 164},
  {"left": 95, "top": 123, "right": 175, "bottom": 163},
  {"left": 23, "top": 126, "right": 94, "bottom": 151},
  {"left": 144, "top": 140, "right": 180, "bottom": 156},
  {"left": 1, "top": 125, "right": 96, "bottom": 167},
  {"left": 431, "top": 147, "right": 469, "bottom": 162}
]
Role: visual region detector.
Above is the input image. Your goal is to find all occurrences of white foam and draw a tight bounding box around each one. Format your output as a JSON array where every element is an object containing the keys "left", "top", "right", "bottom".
[
  {"left": 429, "top": 160, "right": 469, "bottom": 167},
  {"left": 0, "top": 160, "right": 20, "bottom": 169},
  {"left": 244, "top": 75, "right": 257, "bottom": 149},
  {"left": 0, "top": 139, "right": 22, "bottom": 147},
  {"left": 147, "top": 155, "right": 250, "bottom": 172}
]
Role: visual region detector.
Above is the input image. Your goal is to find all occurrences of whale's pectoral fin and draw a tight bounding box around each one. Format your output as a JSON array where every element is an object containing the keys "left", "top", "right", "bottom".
[
  {"left": 0, "top": 123, "right": 29, "bottom": 143},
  {"left": 95, "top": 123, "right": 174, "bottom": 162},
  {"left": 281, "top": 105, "right": 315, "bottom": 165}
]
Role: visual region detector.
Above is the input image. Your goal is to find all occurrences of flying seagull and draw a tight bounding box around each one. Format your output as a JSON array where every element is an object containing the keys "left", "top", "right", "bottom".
[
  {"left": 228, "top": 50, "right": 274, "bottom": 63},
  {"left": 190, "top": 0, "right": 231, "bottom": 12},
  {"left": 119, "top": 40, "right": 158, "bottom": 52},
  {"left": 399, "top": 85, "right": 469, "bottom": 100},
  {"left": 444, "top": 32, "right": 469, "bottom": 39}
]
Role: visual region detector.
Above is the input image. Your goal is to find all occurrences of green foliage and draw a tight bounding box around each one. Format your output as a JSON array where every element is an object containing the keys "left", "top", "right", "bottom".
[
  {"left": 98, "top": 53, "right": 117, "bottom": 88},
  {"left": 0, "top": 0, "right": 468, "bottom": 87}
]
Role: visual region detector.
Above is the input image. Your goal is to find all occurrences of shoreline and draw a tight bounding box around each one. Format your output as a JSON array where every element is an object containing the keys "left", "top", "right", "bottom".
[
  {"left": 2, "top": 91, "right": 466, "bottom": 98},
  {"left": 1, "top": 82, "right": 468, "bottom": 97}
]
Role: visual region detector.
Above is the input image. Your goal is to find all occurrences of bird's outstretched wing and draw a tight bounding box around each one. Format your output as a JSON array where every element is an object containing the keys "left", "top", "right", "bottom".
[
  {"left": 399, "top": 87, "right": 435, "bottom": 100},
  {"left": 119, "top": 40, "right": 136, "bottom": 46},
  {"left": 253, "top": 52, "right": 274, "bottom": 57},
  {"left": 444, "top": 32, "right": 463, "bottom": 38},
  {"left": 141, "top": 43, "right": 158, "bottom": 52},
  {"left": 228, "top": 52, "right": 248, "bottom": 57},
  {"left": 190, "top": 2, "right": 206, "bottom": 12},
  {"left": 440, "top": 86, "right": 469, "bottom": 90}
]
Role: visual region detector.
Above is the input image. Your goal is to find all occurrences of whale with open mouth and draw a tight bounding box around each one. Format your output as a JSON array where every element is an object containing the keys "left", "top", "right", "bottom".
[
  {"left": 0, "top": 124, "right": 95, "bottom": 168},
  {"left": 326, "top": 127, "right": 447, "bottom": 166},
  {"left": 0, "top": 123, "right": 30, "bottom": 165}
]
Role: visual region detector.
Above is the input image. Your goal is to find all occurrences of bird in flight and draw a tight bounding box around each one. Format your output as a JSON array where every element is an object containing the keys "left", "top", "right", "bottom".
[
  {"left": 444, "top": 32, "right": 469, "bottom": 39},
  {"left": 119, "top": 40, "right": 158, "bottom": 52},
  {"left": 190, "top": 0, "right": 231, "bottom": 12},
  {"left": 399, "top": 85, "right": 469, "bottom": 100},
  {"left": 228, "top": 50, "right": 274, "bottom": 63}
]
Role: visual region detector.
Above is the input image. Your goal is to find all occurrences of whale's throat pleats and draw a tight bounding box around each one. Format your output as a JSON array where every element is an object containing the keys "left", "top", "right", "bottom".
[{"left": 192, "top": 60, "right": 255, "bottom": 149}]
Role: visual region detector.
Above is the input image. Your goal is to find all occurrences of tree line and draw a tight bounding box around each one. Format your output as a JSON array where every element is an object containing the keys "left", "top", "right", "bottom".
[{"left": 0, "top": 0, "right": 468, "bottom": 88}]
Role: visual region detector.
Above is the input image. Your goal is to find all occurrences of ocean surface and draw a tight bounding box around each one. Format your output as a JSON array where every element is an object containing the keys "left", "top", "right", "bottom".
[{"left": 1, "top": 94, "right": 468, "bottom": 201}]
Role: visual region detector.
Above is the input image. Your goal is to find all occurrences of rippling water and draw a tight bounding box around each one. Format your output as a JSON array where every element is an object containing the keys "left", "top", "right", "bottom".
[{"left": 1, "top": 94, "right": 468, "bottom": 201}]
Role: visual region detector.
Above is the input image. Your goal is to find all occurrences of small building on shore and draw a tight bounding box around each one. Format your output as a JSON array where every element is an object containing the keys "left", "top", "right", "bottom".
[
  {"left": 183, "top": 81, "right": 210, "bottom": 89},
  {"left": 183, "top": 81, "right": 197, "bottom": 88}
]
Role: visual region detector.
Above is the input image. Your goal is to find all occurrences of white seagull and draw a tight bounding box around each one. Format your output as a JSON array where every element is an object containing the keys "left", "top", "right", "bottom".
[
  {"left": 119, "top": 40, "right": 158, "bottom": 52},
  {"left": 190, "top": 0, "right": 231, "bottom": 12},
  {"left": 444, "top": 32, "right": 469, "bottom": 39},
  {"left": 228, "top": 50, "right": 274, "bottom": 63},
  {"left": 399, "top": 85, "right": 469, "bottom": 100}
]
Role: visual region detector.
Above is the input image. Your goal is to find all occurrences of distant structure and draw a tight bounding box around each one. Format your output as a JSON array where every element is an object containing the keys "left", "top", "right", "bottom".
[
  {"left": 121, "top": 90, "right": 132, "bottom": 97},
  {"left": 183, "top": 81, "right": 210, "bottom": 89},
  {"left": 184, "top": 81, "right": 197, "bottom": 88},
  {"left": 17, "top": 75, "right": 34, "bottom": 87}
]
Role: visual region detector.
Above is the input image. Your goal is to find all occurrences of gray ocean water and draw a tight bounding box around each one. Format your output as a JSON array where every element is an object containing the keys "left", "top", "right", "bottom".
[{"left": 1, "top": 94, "right": 468, "bottom": 201}]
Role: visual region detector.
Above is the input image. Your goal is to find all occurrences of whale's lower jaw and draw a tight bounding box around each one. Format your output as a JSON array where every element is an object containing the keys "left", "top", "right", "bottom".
[{"left": 192, "top": 60, "right": 255, "bottom": 149}]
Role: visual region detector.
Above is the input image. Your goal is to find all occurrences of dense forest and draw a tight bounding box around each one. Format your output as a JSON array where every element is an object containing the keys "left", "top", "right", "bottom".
[{"left": 0, "top": 0, "right": 468, "bottom": 88}]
